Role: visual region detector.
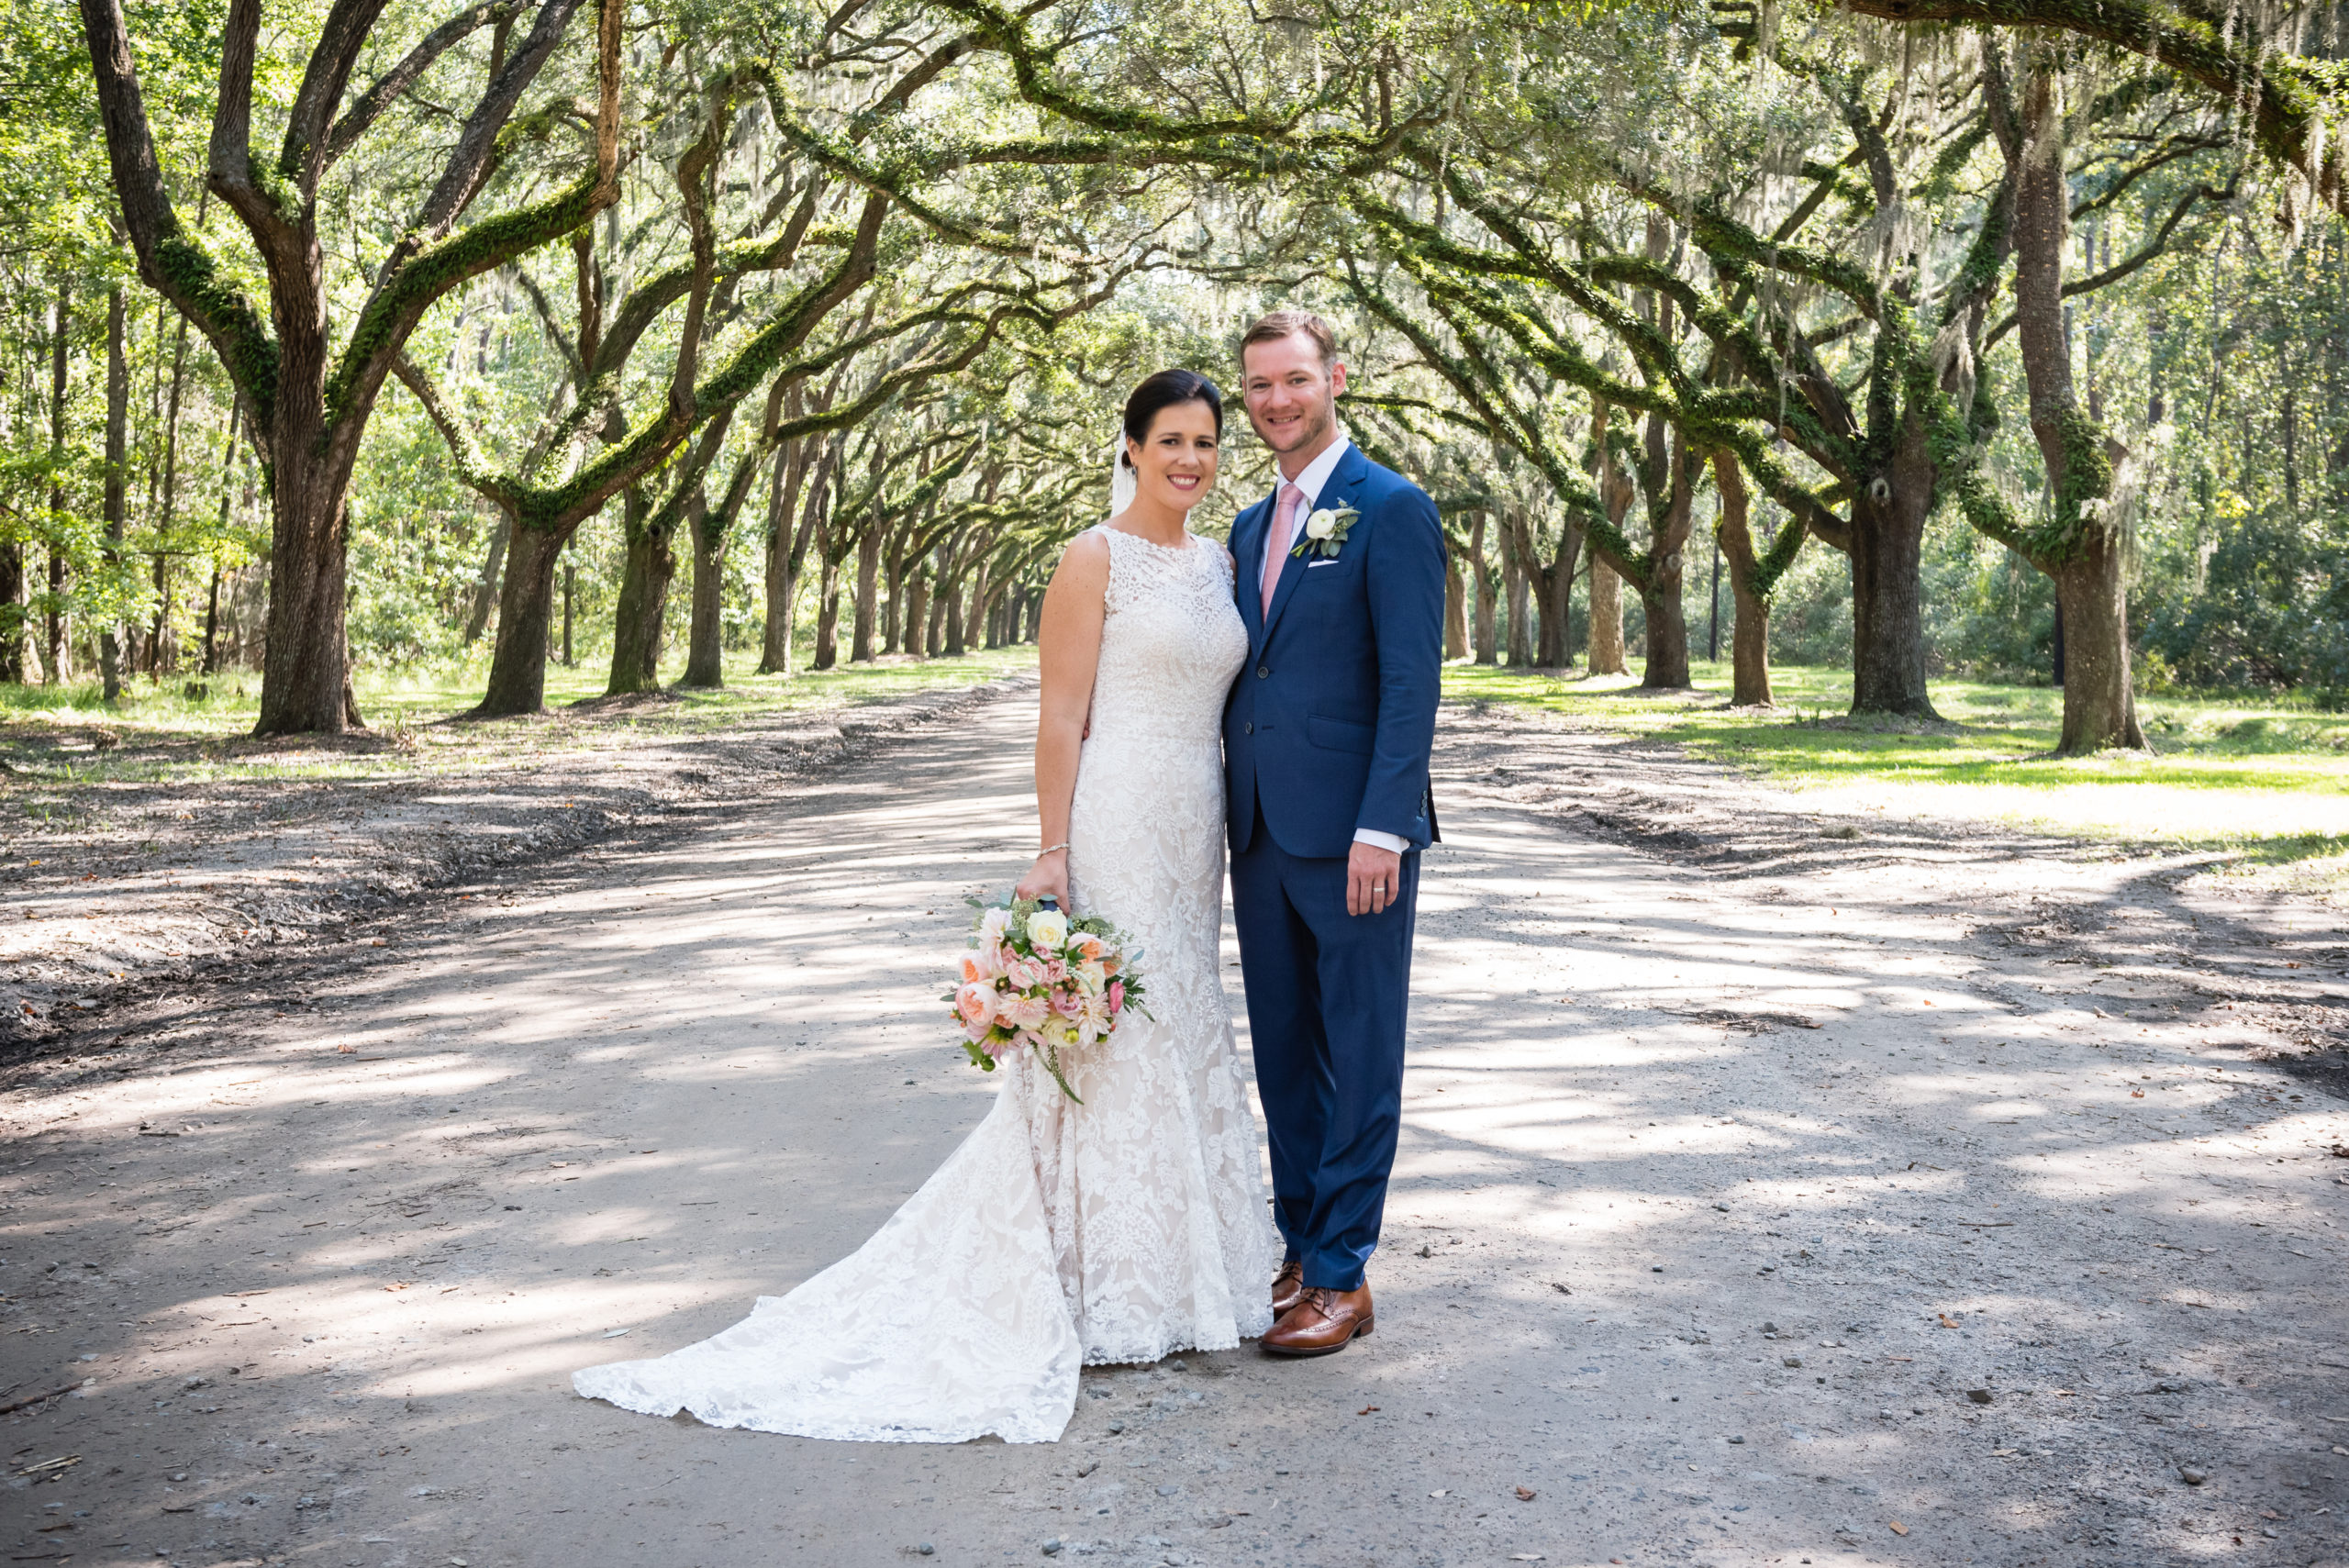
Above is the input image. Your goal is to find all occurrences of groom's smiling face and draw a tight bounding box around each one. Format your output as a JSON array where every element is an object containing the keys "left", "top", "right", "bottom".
[{"left": 1241, "top": 329, "right": 1347, "bottom": 465}]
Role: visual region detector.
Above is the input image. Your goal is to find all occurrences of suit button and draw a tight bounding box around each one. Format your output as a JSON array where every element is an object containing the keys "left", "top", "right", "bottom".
[
  {"left": 1257, "top": 665, "right": 1269, "bottom": 679},
  {"left": 1243, "top": 722, "right": 1254, "bottom": 735}
]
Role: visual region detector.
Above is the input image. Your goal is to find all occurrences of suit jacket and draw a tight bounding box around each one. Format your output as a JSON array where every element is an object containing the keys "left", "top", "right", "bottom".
[{"left": 1223, "top": 442, "right": 1444, "bottom": 859}]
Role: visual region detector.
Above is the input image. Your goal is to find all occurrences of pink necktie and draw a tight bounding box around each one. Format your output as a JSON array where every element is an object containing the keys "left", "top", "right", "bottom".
[{"left": 1261, "top": 484, "right": 1304, "bottom": 617}]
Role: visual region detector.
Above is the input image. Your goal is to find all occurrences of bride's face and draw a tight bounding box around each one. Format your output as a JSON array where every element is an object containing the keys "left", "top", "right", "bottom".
[{"left": 1126, "top": 400, "right": 1219, "bottom": 511}]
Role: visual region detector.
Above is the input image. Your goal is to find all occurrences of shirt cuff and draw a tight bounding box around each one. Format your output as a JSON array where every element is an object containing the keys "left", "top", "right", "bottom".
[{"left": 1352, "top": 828, "right": 1409, "bottom": 854}]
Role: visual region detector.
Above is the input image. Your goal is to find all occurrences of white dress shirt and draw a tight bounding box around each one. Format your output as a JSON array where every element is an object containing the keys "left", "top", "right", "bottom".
[
  {"left": 1270, "top": 431, "right": 1410, "bottom": 858},
  {"left": 1278, "top": 428, "right": 1353, "bottom": 511}
]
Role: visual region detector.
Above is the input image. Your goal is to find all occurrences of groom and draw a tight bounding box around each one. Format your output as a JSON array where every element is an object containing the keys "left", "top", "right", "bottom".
[{"left": 1224, "top": 311, "right": 1443, "bottom": 1357}]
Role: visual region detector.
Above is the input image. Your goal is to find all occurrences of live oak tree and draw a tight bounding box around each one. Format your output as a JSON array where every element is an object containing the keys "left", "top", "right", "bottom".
[
  {"left": 80, "top": 0, "right": 627, "bottom": 733},
  {"left": 35, "top": 0, "right": 2349, "bottom": 728}
]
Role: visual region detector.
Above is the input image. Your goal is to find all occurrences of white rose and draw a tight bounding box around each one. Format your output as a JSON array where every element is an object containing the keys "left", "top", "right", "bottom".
[
  {"left": 1304, "top": 508, "right": 1339, "bottom": 540},
  {"left": 1026, "top": 907, "right": 1070, "bottom": 950},
  {"left": 1075, "top": 959, "right": 1108, "bottom": 995}
]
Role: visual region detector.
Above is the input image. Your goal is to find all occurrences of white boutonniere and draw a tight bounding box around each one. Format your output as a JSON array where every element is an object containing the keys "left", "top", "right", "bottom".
[{"left": 1289, "top": 505, "right": 1361, "bottom": 559}]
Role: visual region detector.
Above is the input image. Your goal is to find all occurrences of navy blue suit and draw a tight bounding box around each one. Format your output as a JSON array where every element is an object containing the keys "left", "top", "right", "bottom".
[{"left": 1223, "top": 442, "right": 1443, "bottom": 1292}]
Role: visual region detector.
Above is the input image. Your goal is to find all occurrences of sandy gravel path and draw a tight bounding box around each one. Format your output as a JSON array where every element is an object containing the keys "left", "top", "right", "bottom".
[{"left": 4, "top": 688, "right": 2346, "bottom": 1568}]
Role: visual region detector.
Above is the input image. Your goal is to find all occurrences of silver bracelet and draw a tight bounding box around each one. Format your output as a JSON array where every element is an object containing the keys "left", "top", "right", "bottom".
[{"left": 1039, "top": 842, "right": 1071, "bottom": 856}]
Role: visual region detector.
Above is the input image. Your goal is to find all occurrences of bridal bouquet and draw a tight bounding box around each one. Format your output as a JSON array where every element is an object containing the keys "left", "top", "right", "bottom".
[{"left": 949, "top": 895, "right": 1146, "bottom": 1105}]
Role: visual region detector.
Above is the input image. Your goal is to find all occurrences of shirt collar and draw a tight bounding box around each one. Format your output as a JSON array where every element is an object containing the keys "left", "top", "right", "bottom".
[{"left": 1278, "top": 428, "right": 1352, "bottom": 509}]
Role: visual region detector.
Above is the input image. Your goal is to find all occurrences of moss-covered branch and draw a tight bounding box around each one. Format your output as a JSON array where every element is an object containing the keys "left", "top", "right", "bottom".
[{"left": 1831, "top": 0, "right": 2347, "bottom": 215}]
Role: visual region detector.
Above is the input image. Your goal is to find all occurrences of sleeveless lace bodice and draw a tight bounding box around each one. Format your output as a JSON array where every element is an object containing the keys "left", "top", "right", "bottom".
[
  {"left": 1083, "top": 527, "right": 1251, "bottom": 745},
  {"left": 573, "top": 520, "right": 1278, "bottom": 1444}
]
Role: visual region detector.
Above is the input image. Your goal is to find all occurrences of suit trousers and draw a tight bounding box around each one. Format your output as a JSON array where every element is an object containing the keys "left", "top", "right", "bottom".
[{"left": 1230, "top": 803, "right": 1419, "bottom": 1292}]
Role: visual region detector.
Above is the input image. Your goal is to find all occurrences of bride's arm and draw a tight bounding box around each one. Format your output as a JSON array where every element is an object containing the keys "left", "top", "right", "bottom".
[{"left": 1014, "top": 532, "right": 1110, "bottom": 906}]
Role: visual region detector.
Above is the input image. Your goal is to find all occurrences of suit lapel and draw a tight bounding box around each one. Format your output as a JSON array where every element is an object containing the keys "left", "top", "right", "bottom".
[
  {"left": 1259, "top": 445, "right": 1367, "bottom": 648},
  {"left": 1234, "top": 493, "right": 1273, "bottom": 641}
]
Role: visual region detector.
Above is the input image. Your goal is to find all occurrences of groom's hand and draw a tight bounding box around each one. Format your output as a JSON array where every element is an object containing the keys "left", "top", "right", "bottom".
[{"left": 1346, "top": 842, "right": 1403, "bottom": 917}]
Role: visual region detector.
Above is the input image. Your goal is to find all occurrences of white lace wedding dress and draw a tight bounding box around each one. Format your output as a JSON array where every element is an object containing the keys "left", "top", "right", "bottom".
[{"left": 573, "top": 526, "right": 1280, "bottom": 1443}]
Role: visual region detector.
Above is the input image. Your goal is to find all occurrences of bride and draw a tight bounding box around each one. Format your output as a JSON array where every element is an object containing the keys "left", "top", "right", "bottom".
[{"left": 573, "top": 369, "right": 1282, "bottom": 1443}]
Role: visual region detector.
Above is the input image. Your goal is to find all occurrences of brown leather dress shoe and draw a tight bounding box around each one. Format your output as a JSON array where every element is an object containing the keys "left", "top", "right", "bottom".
[
  {"left": 1262, "top": 1284, "right": 1374, "bottom": 1357},
  {"left": 1272, "top": 1259, "right": 1305, "bottom": 1317}
]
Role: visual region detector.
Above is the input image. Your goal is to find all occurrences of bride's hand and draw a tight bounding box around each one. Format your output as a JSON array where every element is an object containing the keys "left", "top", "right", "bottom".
[{"left": 1014, "top": 849, "right": 1070, "bottom": 907}]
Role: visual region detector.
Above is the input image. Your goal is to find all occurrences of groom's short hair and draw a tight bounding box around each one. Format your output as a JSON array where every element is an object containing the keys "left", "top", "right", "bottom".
[{"left": 1240, "top": 310, "right": 1338, "bottom": 369}]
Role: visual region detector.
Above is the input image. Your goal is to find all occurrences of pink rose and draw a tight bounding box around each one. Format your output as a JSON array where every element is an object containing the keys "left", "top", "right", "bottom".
[
  {"left": 1051, "top": 989, "right": 1084, "bottom": 1018},
  {"left": 1041, "top": 955, "right": 1069, "bottom": 984},
  {"left": 1005, "top": 956, "right": 1047, "bottom": 991},
  {"left": 1107, "top": 978, "right": 1124, "bottom": 1015}
]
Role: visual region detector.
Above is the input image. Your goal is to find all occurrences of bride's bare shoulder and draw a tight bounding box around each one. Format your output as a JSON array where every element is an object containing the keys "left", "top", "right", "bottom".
[{"left": 1047, "top": 528, "right": 1111, "bottom": 595}]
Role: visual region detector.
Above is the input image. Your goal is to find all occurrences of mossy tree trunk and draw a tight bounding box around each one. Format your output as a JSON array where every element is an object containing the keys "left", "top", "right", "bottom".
[
  {"left": 757, "top": 435, "right": 808, "bottom": 673},
  {"left": 683, "top": 496, "right": 728, "bottom": 689},
  {"left": 882, "top": 527, "right": 905, "bottom": 654},
  {"left": 851, "top": 516, "right": 881, "bottom": 662},
  {"left": 1631, "top": 412, "right": 1696, "bottom": 691},
  {"left": 607, "top": 488, "right": 674, "bottom": 695},
  {"left": 1503, "top": 528, "right": 1533, "bottom": 665},
  {"left": 812, "top": 547, "right": 841, "bottom": 670},
  {"left": 961, "top": 559, "right": 990, "bottom": 651},
  {"left": 679, "top": 391, "right": 785, "bottom": 691},
  {"left": 462, "top": 509, "right": 508, "bottom": 645},
  {"left": 1535, "top": 520, "right": 1580, "bottom": 669},
  {"left": 1587, "top": 431, "right": 1634, "bottom": 675},
  {"left": 2007, "top": 61, "right": 2146, "bottom": 754},
  {"left": 1586, "top": 560, "right": 1627, "bottom": 674},
  {"left": 1468, "top": 512, "right": 1497, "bottom": 664},
  {"left": 1846, "top": 428, "right": 1938, "bottom": 718},
  {"left": 761, "top": 430, "right": 834, "bottom": 677},
  {"left": 1709, "top": 451, "right": 1774, "bottom": 706},
  {"left": 903, "top": 567, "right": 930, "bottom": 662},
  {"left": 2052, "top": 535, "right": 2144, "bottom": 751},
  {"left": 477, "top": 517, "right": 563, "bottom": 716}
]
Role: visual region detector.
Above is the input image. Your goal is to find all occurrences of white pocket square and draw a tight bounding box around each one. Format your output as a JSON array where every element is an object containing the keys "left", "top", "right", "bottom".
[{"left": 1307, "top": 559, "right": 1341, "bottom": 568}]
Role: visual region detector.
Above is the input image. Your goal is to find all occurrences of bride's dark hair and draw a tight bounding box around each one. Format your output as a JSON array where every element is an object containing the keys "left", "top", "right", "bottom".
[{"left": 1120, "top": 369, "right": 1222, "bottom": 469}]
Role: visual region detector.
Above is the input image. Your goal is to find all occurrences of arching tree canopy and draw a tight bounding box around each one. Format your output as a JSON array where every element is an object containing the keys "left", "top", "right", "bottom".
[{"left": 0, "top": 0, "right": 2341, "bottom": 743}]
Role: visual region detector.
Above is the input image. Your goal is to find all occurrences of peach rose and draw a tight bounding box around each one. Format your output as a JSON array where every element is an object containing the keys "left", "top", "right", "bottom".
[{"left": 955, "top": 981, "right": 999, "bottom": 1032}]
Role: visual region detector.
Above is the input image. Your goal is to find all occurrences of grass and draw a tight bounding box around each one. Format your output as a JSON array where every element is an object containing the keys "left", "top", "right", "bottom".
[
  {"left": 1447, "top": 659, "right": 2349, "bottom": 880},
  {"left": 0, "top": 645, "right": 1038, "bottom": 788}
]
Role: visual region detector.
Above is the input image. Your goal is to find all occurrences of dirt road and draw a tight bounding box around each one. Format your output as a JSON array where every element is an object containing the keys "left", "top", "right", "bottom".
[{"left": 5, "top": 688, "right": 2346, "bottom": 1568}]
